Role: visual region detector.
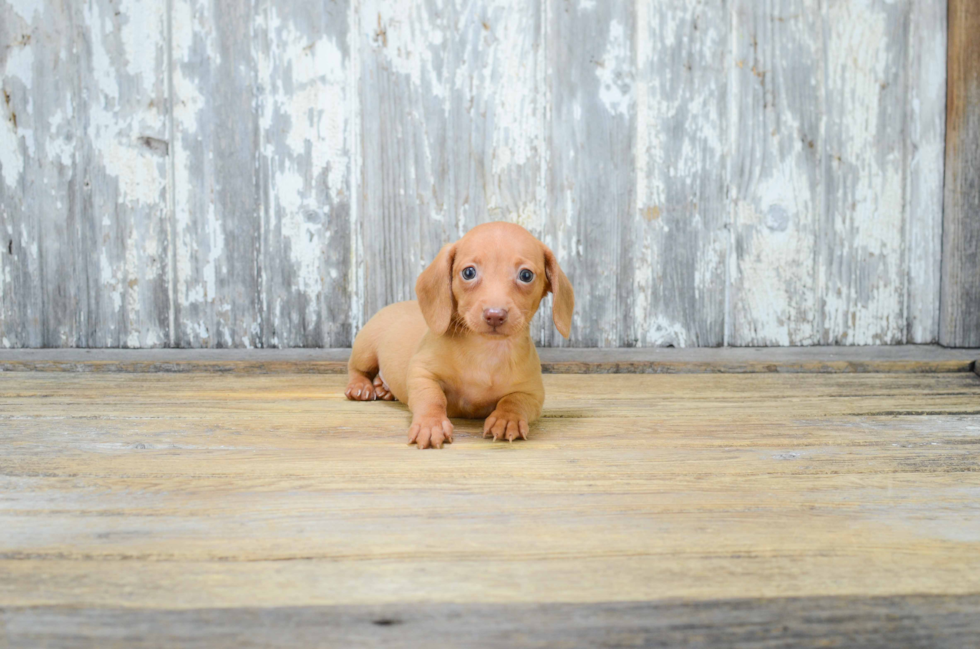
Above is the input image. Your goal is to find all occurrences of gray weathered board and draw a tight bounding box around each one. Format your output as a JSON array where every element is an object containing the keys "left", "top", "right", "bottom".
[
  {"left": 941, "top": 0, "right": 980, "bottom": 348},
  {"left": 0, "top": 0, "right": 949, "bottom": 348},
  {"left": 4, "top": 596, "right": 980, "bottom": 648}
]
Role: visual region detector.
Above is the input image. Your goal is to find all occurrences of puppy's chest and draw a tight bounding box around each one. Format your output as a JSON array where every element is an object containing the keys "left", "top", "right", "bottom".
[{"left": 442, "top": 365, "right": 516, "bottom": 418}]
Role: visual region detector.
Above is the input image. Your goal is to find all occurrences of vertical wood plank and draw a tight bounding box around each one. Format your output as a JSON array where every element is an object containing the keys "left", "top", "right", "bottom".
[
  {"left": 821, "top": 0, "right": 910, "bottom": 345},
  {"left": 448, "top": 0, "right": 553, "bottom": 341},
  {"left": 254, "top": 1, "right": 352, "bottom": 347},
  {"left": 634, "top": 0, "right": 728, "bottom": 348},
  {"left": 357, "top": 0, "right": 454, "bottom": 322},
  {"left": 355, "top": 0, "right": 550, "bottom": 335},
  {"left": 448, "top": 0, "right": 546, "bottom": 235},
  {"left": 171, "top": 0, "right": 262, "bottom": 348},
  {"left": 544, "top": 0, "right": 634, "bottom": 347},
  {"left": 0, "top": 1, "right": 78, "bottom": 347},
  {"left": 940, "top": 0, "right": 980, "bottom": 348},
  {"left": 729, "top": 0, "right": 822, "bottom": 346},
  {"left": 904, "top": 0, "right": 946, "bottom": 344},
  {"left": 76, "top": 0, "right": 171, "bottom": 347}
]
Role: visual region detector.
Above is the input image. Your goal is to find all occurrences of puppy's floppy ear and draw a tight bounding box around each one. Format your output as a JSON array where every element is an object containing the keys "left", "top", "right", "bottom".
[
  {"left": 543, "top": 246, "right": 574, "bottom": 339},
  {"left": 416, "top": 243, "right": 456, "bottom": 335}
]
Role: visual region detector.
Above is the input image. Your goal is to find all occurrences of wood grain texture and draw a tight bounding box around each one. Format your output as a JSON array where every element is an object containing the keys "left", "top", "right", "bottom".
[
  {"left": 77, "top": 0, "right": 172, "bottom": 348},
  {"left": 450, "top": 0, "right": 552, "bottom": 343},
  {"left": 4, "top": 596, "right": 980, "bottom": 648},
  {"left": 449, "top": 0, "right": 546, "bottom": 236},
  {"left": 357, "top": 0, "right": 549, "bottom": 333},
  {"left": 940, "top": 0, "right": 980, "bottom": 348},
  {"left": 544, "top": 0, "right": 634, "bottom": 347},
  {"left": 357, "top": 0, "right": 455, "bottom": 322},
  {"left": 255, "top": 0, "right": 352, "bottom": 347},
  {"left": 634, "top": 0, "right": 727, "bottom": 347},
  {"left": 1, "top": 346, "right": 978, "bottom": 374},
  {"left": 821, "top": 0, "right": 911, "bottom": 345},
  {"left": 1, "top": 371, "right": 979, "bottom": 645},
  {"left": 730, "top": 0, "right": 946, "bottom": 347},
  {"left": 0, "top": 1, "right": 79, "bottom": 347},
  {"left": 729, "top": 0, "right": 822, "bottom": 346},
  {"left": 905, "top": 0, "right": 947, "bottom": 344},
  {"left": 171, "top": 0, "right": 263, "bottom": 348}
]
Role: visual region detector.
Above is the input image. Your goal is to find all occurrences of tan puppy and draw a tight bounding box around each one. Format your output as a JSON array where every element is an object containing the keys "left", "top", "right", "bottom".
[{"left": 345, "top": 222, "right": 574, "bottom": 449}]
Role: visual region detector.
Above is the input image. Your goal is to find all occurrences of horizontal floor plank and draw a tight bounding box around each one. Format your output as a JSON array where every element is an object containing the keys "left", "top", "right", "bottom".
[
  {"left": 4, "top": 596, "right": 980, "bottom": 649},
  {"left": 0, "top": 346, "right": 976, "bottom": 374}
]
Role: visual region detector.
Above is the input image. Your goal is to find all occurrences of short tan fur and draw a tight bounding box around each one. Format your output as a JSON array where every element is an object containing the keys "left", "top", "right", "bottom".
[{"left": 346, "top": 222, "right": 574, "bottom": 449}]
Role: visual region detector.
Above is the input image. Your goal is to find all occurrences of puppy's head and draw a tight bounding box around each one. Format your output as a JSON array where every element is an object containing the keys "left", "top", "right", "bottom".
[{"left": 416, "top": 222, "right": 574, "bottom": 339}]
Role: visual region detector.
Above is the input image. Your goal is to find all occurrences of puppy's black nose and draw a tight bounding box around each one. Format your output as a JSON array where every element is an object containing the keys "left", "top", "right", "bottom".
[{"left": 483, "top": 308, "right": 508, "bottom": 328}]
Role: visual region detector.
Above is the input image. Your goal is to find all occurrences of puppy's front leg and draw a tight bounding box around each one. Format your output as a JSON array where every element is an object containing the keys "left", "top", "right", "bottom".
[
  {"left": 484, "top": 392, "right": 543, "bottom": 442},
  {"left": 406, "top": 373, "right": 454, "bottom": 450}
]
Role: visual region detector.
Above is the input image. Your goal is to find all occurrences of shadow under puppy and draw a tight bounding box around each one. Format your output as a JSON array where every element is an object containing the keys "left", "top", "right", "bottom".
[{"left": 346, "top": 222, "right": 574, "bottom": 449}]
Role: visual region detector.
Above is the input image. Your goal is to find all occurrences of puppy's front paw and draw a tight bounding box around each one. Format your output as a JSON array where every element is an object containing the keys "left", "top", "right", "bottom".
[
  {"left": 483, "top": 411, "right": 529, "bottom": 442},
  {"left": 408, "top": 415, "right": 454, "bottom": 449},
  {"left": 345, "top": 375, "right": 377, "bottom": 401}
]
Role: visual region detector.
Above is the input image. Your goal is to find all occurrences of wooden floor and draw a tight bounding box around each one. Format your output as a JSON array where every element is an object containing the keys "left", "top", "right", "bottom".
[{"left": 2, "top": 369, "right": 980, "bottom": 647}]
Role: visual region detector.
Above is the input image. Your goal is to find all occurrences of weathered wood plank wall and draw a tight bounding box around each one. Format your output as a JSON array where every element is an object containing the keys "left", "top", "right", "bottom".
[{"left": 0, "top": 0, "right": 950, "bottom": 348}]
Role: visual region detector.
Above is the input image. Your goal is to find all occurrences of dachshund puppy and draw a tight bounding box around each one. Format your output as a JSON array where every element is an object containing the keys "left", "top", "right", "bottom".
[{"left": 345, "top": 222, "right": 574, "bottom": 449}]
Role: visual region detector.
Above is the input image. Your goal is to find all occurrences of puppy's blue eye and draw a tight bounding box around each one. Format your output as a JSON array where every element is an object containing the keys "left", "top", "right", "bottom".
[
  {"left": 519, "top": 269, "right": 534, "bottom": 283},
  {"left": 461, "top": 266, "right": 477, "bottom": 280}
]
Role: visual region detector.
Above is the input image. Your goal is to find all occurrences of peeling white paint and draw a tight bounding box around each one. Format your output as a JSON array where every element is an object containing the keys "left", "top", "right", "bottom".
[
  {"left": 641, "top": 314, "right": 689, "bottom": 348},
  {"left": 364, "top": 0, "right": 448, "bottom": 101},
  {"left": 142, "top": 326, "right": 163, "bottom": 348},
  {"left": 123, "top": 222, "right": 144, "bottom": 347},
  {"left": 20, "top": 223, "right": 35, "bottom": 260},
  {"left": 256, "top": 6, "right": 349, "bottom": 333},
  {"left": 84, "top": 2, "right": 119, "bottom": 100},
  {"left": 45, "top": 109, "right": 74, "bottom": 167},
  {"left": 633, "top": 2, "right": 726, "bottom": 346},
  {"left": 727, "top": 0, "right": 825, "bottom": 347},
  {"left": 595, "top": 19, "right": 633, "bottom": 117},
  {"left": 172, "top": 0, "right": 219, "bottom": 65},
  {"left": 100, "top": 248, "right": 122, "bottom": 313},
  {"left": 733, "top": 161, "right": 818, "bottom": 346},
  {"left": 171, "top": 0, "right": 214, "bottom": 328},
  {"left": 268, "top": 17, "right": 346, "bottom": 196},
  {"left": 451, "top": 0, "right": 545, "bottom": 229},
  {"left": 905, "top": 0, "right": 947, "bottom": 343},
  {"left": 0, "top": 108, "right": 24, "bottom": 190},
  {"left": 347, "top": 0, "right": 364, "bottom": 335},
  {"left": 202, "top": 204, "right": 224, "bottom": 304},
  {"left": 3, "top": 38, "right": 33, "bottom": 90},
  {"left": 118, "top": 0, "right": 164, "bottom": 96},
  {"left": 170, "top": 57, "right": 206, "bottom": 315},
  {"left": 84, "top": 1, "right": 167, "bottom": 207},
  {"left": 823, "top": 1, "right": 905, "bottom": 344},
  {"left": 1, "top": 38, "right": 34, "bottom": 189},
  {"left": 5, "top": 0, "right": 37, "bottom": 23},
  {"left": 73, "top": 0, "right": 171, "bottom": 346}
]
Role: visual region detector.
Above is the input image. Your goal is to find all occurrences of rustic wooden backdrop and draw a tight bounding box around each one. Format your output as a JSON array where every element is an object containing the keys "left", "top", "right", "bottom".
[{"left": 0, "top": 0, "right": 954, "bottom": 348}]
